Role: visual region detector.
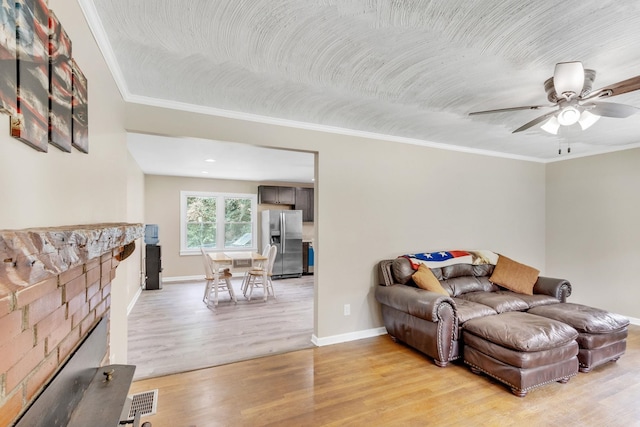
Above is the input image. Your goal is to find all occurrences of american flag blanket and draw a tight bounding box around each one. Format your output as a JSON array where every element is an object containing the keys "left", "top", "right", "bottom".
[{"left": 402, "top": 250, "right": 498, "bottom": 269}]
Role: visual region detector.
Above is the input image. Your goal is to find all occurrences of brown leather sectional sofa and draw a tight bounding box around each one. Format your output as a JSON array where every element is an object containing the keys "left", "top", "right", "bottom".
[{"left": 375, "top": 257, "right": 629, "bottom": 396}]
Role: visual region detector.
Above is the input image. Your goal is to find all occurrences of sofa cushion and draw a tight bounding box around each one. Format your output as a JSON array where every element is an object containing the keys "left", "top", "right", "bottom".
[
  {"left": 514, "top": 293, "right": 560, "bottom": 308},
  {"left": 489, "top": 255, "right": 539, "bottom": 295},
  {"left": 441, "top": 263, "right": 495, "bottom": 280},
  {"left": 441, "top": 276, "right": 499, "bottom": 297},
  {"left": 452, "top": 298, "right": 497, "bottom": 323},
  {"left": 412, "top": 264, "right": 449, "bottom": 296},
  {"left": 472, "top": 263, "right": 494, "bottom": 277},
  {"left": 430, "top": 267, "right": 444, "bottom": 281},
  {"left": 528, "top": 303, "right": 630, "bottom": 334},
  {"left": 442, "top": 263, "right": 476, "bottom": 279},
  {"left": 391, "top": 257, "right": 415, "bottom": 285},
  {"left": 463, "top": 331, "right": 578, "bottom": 368},
  {"left": 463, "top": 312, "right": 578, "bottom": 352},
  {"left": 459, "top": 291, "right": 529, "bottom": 313}
]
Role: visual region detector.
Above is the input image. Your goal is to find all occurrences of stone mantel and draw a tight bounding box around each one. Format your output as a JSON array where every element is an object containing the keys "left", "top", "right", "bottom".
[{"left": 0, "top": 223, "right": 143, "bottom": 293}]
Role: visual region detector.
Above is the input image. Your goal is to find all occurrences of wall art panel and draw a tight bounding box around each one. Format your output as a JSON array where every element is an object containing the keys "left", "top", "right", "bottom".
[
  {"left": 71, "top": 58, "right": 88, "bottom": 153},
  {"left": 12, "top": 0, "right": 50, "bottom": 152},
  {"left": 48, "top": 9, "right": 71, "bottom": 152},
  {"left": 0, "top": 0, "right": 17, "bottom": 115}
]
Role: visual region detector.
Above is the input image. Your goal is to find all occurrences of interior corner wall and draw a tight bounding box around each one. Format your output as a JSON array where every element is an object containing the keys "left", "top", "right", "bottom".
[
  {"left": 546, "top": 148, "right": 640, "bottom": 320},
  {"left": 125, "top": 103, "right": 546, "bottom": 340},
  {"left": 0, "top": 0, "right": 142, "bottom": 363},
  {"left": 126, "top": 151, "right": 146, "bottom": 300}
]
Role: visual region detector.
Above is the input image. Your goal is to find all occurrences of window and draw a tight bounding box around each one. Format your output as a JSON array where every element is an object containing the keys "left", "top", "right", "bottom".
[{"left": 180, "top": 191, "right": 257, "bottom": 255}]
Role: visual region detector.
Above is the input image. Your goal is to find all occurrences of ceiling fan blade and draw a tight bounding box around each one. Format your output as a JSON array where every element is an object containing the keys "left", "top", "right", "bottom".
[
  {"left": 512, "top": 110, "right": 558, "bottom": 133},
  {"left": 584, "top": 75, "right": 640, "bottom": 100},
  {"left": 586, "top": 102, "right": 639, "bottom": 118},
  {"left": 554, "top": 62, "right": 585, "bottom": 98},
  {"left": 469, "top": 105, "right": 553, "bottom": 115}
]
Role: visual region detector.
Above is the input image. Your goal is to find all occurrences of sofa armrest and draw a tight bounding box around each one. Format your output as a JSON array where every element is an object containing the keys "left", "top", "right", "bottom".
[
  {"left": 378, "top": 259, "right": 396, "bottom": 286},
  {"left": 533, "top": 276, "right": 572, "bottom": 302},
  {"left": 375, "top": 284, "right": 456, "bottom": 322}
]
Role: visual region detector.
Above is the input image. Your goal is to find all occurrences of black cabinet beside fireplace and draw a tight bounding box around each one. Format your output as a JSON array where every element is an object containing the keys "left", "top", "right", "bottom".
[{"left": 145, "top": 244, "right": 162, "bottom": 290}]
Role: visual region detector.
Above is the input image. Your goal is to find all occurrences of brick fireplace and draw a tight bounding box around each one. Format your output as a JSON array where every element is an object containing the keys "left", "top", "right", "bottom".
[{"left": 0, "top": 223, "right": 143, "bottom": 426}]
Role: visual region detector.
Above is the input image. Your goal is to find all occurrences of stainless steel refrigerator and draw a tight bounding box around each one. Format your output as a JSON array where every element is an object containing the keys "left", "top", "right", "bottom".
[{"left": 261, "top": 210, "right": 303, "bottom": 278}]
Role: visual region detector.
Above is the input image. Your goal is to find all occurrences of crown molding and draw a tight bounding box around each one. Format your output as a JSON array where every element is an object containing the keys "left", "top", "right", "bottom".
[
  {"left": 126, "top": 93, "right": 548, "bottom": 163},
  {"left": 78, "top": 0, "right": 131, "bottom": 100}
]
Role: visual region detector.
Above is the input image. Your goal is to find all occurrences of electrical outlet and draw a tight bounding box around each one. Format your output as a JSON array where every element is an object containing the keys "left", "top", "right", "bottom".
[{"left": 344, "top": 304, "right": 351, "bottom": 316}]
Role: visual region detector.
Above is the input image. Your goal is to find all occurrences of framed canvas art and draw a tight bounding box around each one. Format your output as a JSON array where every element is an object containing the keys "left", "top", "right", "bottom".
[
  {"left": 71, "top": 58, "right": 88, "bottom": 153},
  {"left": 0, "top": 0, "right": 17, "bottom": 115},
  {"left": 48, "top": 10, "right": 72, "bottom": 152},
  {"left": 12, "top": 0, "right": 50, "bottom": 152}
]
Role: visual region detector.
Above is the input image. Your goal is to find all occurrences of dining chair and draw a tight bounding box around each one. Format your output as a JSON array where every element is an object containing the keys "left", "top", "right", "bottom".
[
  {"left": 201, "top": 247, "right": 237, "bottom": 307},
  {"left": 241, "top": 244, "right": 271, "bottom": 296},
  {"left": 244, "top": 244, "right": 277, "bottom": 301}
]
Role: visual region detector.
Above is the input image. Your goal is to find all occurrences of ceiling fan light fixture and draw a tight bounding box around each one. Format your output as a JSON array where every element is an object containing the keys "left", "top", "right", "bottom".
[
  {"left": 553, "top": 62, "right": 585, "bottom": 98},
  {"left": 578, "top": 110, "right": 601, "bottom": 130},
  {"left": 557, "top": 106, "right": 581, "bottom": 126},
  {"left": 541, "top": 116, "right": 560, "bottom": 134}
]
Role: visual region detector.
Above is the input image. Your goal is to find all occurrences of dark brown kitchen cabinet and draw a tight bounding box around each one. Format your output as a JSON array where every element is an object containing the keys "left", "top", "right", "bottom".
[
  {"left": 258, "top": 185, "right": 296, "bottom": 205},
  {"left": 295, "top": 187, "right": 314, "bottom": 222}
]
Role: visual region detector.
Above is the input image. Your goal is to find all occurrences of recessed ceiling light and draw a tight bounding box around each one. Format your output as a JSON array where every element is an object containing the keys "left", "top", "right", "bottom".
[
  {"left": 205, "top": 158, "right": 216, "bottom": 163},
  {"left": 201, "top": 171, "right": 209, "bottom": 174}
]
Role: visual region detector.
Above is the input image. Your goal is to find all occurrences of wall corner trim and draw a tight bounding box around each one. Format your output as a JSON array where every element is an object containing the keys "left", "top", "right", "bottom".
[{"left": 127, "top": 286, "right": 142, "bottom": 316}]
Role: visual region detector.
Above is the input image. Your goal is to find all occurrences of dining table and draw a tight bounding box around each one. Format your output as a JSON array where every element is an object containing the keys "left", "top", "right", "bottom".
[{"left": 207, "top": 251, "right": 269, "bottom": 303}]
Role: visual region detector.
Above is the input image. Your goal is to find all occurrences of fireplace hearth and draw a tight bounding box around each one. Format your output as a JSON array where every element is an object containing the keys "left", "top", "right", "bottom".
[{"left": 14, "top": 317, "right": 142, "bottom": 426}]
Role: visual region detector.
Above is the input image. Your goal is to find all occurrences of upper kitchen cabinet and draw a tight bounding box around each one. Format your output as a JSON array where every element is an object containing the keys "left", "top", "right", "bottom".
[
  {"left": 258, "top": 185, "right": 296, "bottom": 205},
  {"left": 295, "top": 187, "right": 314, "bottom": 222}
]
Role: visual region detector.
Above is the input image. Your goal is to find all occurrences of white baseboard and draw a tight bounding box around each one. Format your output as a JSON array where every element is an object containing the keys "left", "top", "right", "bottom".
[
  {"left": 311, "top": 327, "right": 387, "bottom": 347},
  {"left": 162, "top": 271, "right": 252, "bottom": 283},
  {"left": 162, "top": 275, "right": 203, "bottom": 283},
  {"left": 127, "top": 286, "right": 142, "bottom": 316},
  {"left": 627, "top": 316, "right": 640, "bottom": 326}
]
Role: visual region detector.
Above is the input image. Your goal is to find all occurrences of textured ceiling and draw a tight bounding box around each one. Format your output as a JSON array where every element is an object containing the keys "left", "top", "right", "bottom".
[{"left": 85, "top": 0, "right": 640, "bottom": 164}]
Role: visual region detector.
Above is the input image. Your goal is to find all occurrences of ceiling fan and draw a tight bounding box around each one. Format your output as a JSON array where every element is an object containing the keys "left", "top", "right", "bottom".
[{"left": 469, "top": 62, "right": 640, "bottom": 134}]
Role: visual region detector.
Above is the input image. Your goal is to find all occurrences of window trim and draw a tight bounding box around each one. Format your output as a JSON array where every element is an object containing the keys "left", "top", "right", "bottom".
[{"left": 180, "top": 190, "right": 258, "bottom": 256}]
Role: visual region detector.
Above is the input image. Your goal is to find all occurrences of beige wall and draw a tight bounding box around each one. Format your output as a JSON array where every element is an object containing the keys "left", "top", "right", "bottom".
[
  {"left": 546, "top": 148, "right": 640, "bottom": 320},
  {"left": 0, "top": 0, "right": 144, "bottom": 363},
  {"left": 126, "top": 104, "right": 547, "bottom": 339}
]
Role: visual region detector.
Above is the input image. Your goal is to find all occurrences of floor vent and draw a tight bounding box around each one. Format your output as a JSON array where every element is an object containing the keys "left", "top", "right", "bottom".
[{"left": 127, "top": 389, "right": 158, "bottom": 419}]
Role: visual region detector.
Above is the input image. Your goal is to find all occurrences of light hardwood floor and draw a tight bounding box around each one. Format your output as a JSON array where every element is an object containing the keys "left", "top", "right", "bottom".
[
  {"left": 128, "top": 275, "right": 314, "bottom": 380},
  {"left": 130, "top": 325, "right": 640, "bottom": 427}
]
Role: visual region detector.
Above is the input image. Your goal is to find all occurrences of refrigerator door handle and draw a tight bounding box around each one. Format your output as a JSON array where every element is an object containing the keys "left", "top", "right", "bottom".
[{"left": 281, "top": 212, "right": 286, "bottom": 253}]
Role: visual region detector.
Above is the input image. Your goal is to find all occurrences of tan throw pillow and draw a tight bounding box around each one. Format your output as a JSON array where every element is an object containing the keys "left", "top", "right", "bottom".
[
  {"left": 412, "top": 264, "right": 449, "bottom": 296},
  {"left": 489, "top": 255, "right": 539, "bottom": 295}
]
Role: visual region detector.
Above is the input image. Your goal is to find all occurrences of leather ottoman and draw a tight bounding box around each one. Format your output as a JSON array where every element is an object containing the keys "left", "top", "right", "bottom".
[
  {"left": 462, "top": 311, "right": 579, "bottom": 397},
  {"left": 528, "top": 303, "right": 629, "bottom": 372}
]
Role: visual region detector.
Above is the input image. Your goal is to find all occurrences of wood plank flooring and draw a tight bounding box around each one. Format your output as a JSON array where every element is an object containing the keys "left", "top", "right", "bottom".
[
  {"left": 130, "top": 325, "right": 640, "bottom": 427},
  {"left": 127, "top": 276, "right": 314, "bottom": 380}
]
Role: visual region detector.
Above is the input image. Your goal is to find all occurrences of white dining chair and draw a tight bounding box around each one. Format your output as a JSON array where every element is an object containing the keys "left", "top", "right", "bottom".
[
  {"left": 244, "top": 244, "right": 277, "bottom": 301},
  {"left": 241, "top": 244, "right": 271, "bottom": 296},
  {"left": 201, "top": 247, "right": 236, "bottom": 307}
]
